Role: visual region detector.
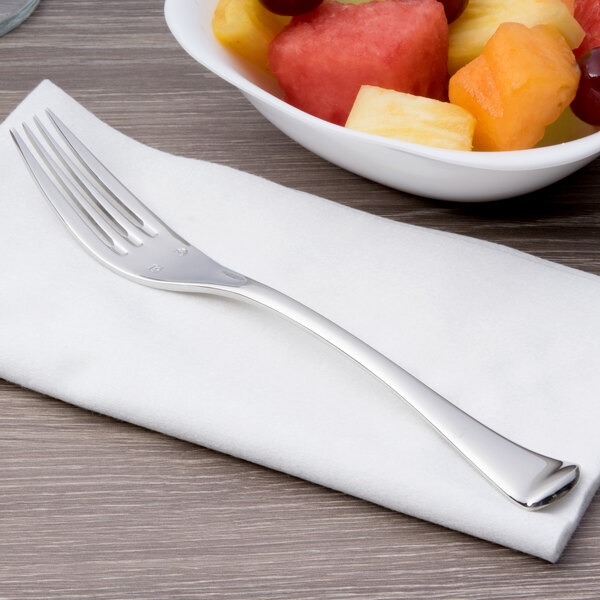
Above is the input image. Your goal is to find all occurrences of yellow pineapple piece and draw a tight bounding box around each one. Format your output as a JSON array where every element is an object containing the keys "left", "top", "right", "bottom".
[
  {"left": 537, "top": 107, "right": 599, "bottom": 146},
  {"left": 212, "top": 0, "right": 290, "bottom": 72},
  {"left": 345, "top": 86, "right": 476, "bottom": 151},
  {"left": 560, "top": 0, "right": 575, "bottom": 15},
  {"left": 448, "top": 0, "right": 585, "bottom": 74}
]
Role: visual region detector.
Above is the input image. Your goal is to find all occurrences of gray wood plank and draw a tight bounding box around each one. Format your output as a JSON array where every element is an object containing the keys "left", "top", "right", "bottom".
[{"left": 1, "top": 1, "right": 599, "bottom": 597}]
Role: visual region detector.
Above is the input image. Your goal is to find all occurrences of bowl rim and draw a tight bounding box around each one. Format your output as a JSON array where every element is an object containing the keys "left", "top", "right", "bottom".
[{"left": 164, "top": 0, "right": 600, "bottom": 172}]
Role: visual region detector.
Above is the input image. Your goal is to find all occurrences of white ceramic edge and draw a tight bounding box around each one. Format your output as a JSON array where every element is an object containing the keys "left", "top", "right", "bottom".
[{"left": 164, "top": 0, "right": 600, "bottom": 188}]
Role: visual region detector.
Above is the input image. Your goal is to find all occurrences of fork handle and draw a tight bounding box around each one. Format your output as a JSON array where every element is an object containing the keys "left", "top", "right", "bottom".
[{"left": 217, "top": 277, "right": 578, "bottom": 510}]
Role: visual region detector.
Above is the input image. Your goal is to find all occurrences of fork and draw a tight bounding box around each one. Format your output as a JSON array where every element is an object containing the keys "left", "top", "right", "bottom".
[{"left": 11, "top": 110, "right": 580, "bottom": 510}]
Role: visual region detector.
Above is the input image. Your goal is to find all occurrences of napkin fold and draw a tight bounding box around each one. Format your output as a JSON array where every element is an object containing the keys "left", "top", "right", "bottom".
[{"left": 2, "top": 81, "right": 600, "bottom": 562}]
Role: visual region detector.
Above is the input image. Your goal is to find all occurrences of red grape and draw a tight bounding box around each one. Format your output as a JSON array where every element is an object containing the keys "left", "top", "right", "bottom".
[
  {"left": 259, "top": 0, "right": 323, "bottom": 16},
  {"left": 571, "top": 47, "right": 600, "bottom": 126},
  {"left": 439, "top": 0, "right": 469, "bottom": 23}
]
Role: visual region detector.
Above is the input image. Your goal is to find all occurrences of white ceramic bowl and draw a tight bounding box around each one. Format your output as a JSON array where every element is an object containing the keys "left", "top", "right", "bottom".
[{"left": 164, "top": 0, "right": 600, "bottom": 201}]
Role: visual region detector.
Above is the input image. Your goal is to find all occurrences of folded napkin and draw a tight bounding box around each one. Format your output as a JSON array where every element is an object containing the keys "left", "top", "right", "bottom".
[{"left": 2, "top": 81, "right": 600, "bottom": 562}]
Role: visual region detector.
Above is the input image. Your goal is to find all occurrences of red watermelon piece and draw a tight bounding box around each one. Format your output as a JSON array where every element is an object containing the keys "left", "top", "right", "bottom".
[
  {"left": 268, "top": 0, "right": 449, "bottom": 126},
  {"left": 574, "top": 0, "right": 600, "bottom": 58}
]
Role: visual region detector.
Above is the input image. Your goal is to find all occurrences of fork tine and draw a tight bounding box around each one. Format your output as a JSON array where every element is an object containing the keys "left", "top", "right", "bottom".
[
  {"left": 46, "top": 109, "right": 184, "bottom": 242},
  {"left": 33, "top": 116, "right": 145, "bottom": 248},
  {"left": 11, "top": 127, "right": 129, "bottom": 257},
  {"left": 22, "top": 122, "right": 132, "bottom": 256}
]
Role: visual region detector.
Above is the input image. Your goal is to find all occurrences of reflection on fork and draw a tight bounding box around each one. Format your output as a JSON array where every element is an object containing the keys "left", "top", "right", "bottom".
[{"left": 10, "top": 110, "right": 580, "bottom": 510}]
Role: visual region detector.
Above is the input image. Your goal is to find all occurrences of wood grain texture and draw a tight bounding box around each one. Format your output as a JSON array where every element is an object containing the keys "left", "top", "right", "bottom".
[{"left": 1, "top": 1, "right": 600, "bottom": 598}]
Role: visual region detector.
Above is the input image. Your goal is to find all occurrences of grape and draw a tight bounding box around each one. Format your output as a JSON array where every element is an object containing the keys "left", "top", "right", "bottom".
[
  {"left": 571, "top": 48, "right": 600, "bottom": 127},
  {"left": 439, "top": 0, "right": 468, "bottom": 23},
  {"left": 259, "top": 0, "right": 323, "bottom": 16}
]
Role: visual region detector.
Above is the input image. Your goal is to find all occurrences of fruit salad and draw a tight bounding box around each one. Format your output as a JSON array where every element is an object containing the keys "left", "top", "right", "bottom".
[{"left": 212, "top": 0, "right": 600, "bottom": 151}]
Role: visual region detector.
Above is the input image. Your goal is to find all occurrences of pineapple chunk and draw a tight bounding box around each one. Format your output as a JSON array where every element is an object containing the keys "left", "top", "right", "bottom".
[
  {"left": 537, "top": 107, "right": 599, "bottom": 146},
  {"left": 561, "top": 0, "right": 575, "bottom": 14},
  {"left": 345, "top": 86, "right": 476, "bottom": 151},
  {"left": 212, "top": 0, "right": 290, "bottom": 72},
  {"left": 448, "top": 0, "right": 585, "bottom": 74}
]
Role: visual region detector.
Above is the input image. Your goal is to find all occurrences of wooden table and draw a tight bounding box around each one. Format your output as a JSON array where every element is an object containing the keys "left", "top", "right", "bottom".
[{"left": 2, "top": 1, "right": 600, "bottom": 597}]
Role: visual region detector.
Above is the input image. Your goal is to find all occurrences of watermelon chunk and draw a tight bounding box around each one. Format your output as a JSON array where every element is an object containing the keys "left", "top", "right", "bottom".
[
  {"left": 574, "top": 0, "right": 600, "bottom": 58},
  {"left": 268, "top": 0, "right": 449, "bottom": 125}
]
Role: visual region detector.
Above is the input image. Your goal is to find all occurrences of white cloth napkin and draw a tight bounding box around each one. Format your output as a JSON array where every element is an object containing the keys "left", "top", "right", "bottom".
[{"left": 2, "top": 80, "right": 600, "bottom": 562}]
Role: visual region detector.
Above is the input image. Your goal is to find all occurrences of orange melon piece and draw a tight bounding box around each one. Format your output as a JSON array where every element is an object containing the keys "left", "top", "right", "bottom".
[
  {"left": 448, "top": 22, "right": 580, "bottom": 151},
  {"left": 212, "top": 0, "right": 290, "bottom": 72}
]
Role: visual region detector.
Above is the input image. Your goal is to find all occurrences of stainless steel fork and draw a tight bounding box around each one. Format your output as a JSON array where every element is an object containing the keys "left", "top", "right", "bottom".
[{"left": 11, "top": 110, "right": 580, "bottom": 510}]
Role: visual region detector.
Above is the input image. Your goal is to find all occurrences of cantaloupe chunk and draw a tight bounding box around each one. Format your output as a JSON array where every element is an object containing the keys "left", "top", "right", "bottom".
[
  {"left": 448, "top": 22, "right": 580, "bottom": 151},
  {"left": 212, "top": 0, "right": 290, "bottom": 72},
  {"left": 448, "top": 0, "right": 585, "bottom": 74},
  {"left": 345, "top": 86, "right": 476, "bottom": 151}
]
